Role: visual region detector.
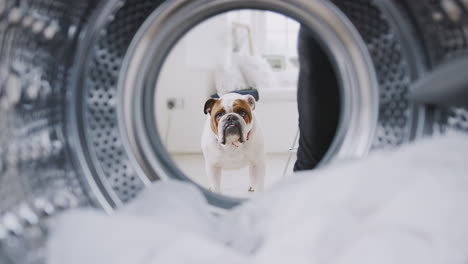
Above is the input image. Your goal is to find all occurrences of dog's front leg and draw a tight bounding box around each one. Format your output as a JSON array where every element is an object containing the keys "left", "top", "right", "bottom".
[
  {"left": 249, "top": 161, "right": 265, "bottom": 192},
  {"left": 206, "top": 164, "right": 222, "bottom": 193}
]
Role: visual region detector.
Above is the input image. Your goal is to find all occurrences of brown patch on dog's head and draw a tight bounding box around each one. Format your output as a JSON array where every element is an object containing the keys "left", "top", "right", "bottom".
[
  {"left": 204, "top": 98, "right": 217, "bottom": 115},
  {"left": 232, "top": 99, "right": 253, "bottom": 125},
  {"left": 204, "top": 98, "right": 224, "bottom": 135}
]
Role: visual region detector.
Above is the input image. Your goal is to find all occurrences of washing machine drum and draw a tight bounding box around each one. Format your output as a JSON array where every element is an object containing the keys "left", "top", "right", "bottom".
[{"left": 0, "top": 0, "right": 467, "bottom": 262}]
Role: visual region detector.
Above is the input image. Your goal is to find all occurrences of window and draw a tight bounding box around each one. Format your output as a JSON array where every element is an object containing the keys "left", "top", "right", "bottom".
[{"left": 263, "top": 12, "right": 300, "bottom": 58}]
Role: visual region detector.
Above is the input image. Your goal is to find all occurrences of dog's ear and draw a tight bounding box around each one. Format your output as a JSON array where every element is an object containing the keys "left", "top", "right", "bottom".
[
  {"left": 204, "top": 98, "right": 218, "bottom": 115},
  {"left": 243, "top": 95, "right": 256, "bottom": 110}
]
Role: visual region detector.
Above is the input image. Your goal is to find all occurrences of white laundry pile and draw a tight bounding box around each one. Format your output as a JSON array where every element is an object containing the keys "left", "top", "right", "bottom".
[{"left": 47, "top": 132, "right": 468, "bottom": 264}]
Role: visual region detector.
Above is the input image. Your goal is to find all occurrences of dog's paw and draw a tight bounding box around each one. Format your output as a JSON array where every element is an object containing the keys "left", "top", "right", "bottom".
[{"left": 248, "top": 186, "right": 254, "bottom": 192}]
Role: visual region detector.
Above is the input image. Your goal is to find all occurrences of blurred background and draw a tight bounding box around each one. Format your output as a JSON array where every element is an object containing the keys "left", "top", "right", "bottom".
[
  {"left": 155, "top": 11, "right": 301, "bottom": 196},
  {"left": 0, "top": 0, "right": 467, "bottom": 263}
]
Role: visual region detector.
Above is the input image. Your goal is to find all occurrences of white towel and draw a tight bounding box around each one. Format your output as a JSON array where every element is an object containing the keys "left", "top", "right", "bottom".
[{"left": 48, "top": 132, "right": 468, "bottom": 264}]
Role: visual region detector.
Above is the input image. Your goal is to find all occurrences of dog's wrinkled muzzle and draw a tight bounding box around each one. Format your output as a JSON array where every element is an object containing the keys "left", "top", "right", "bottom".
[{"left": 221, "top": 120, "right": 244, "bottom": 145}]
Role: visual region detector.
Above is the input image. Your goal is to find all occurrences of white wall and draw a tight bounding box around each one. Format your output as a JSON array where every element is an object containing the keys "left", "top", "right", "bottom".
[
  {"left": 155, "top": 12, "right": 299, "bottom": 154},
  {"left": 155, "top": 15, "right": 229, "bottom": 153}
]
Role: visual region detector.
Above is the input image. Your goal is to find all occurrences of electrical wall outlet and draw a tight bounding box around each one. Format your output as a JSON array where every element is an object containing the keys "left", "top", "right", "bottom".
[{"left": 167, "top": 97, "right": 184, "bottom": 110}]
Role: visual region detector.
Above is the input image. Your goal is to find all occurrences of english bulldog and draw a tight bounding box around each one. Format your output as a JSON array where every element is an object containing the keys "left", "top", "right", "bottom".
[{"left": 201, "top": 93, "right": 265, "bottom": 193}]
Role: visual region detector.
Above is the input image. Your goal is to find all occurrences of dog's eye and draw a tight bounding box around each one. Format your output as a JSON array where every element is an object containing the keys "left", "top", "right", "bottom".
[
  {"left": 239, "top": 110, "right": 246, "bottom": 117},
  {"left": 215, "top": 112, "right": 223, "bottom": 120}
]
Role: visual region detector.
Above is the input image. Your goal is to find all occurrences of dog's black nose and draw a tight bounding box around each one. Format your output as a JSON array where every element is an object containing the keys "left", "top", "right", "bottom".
[{"left": 226, "top": 115, "right": 238, "bottom": 122}]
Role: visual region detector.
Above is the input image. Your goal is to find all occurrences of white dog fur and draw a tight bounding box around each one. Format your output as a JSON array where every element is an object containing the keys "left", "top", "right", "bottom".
[{"left": 201, "top": 93, "right": 265, "bottom": 193}]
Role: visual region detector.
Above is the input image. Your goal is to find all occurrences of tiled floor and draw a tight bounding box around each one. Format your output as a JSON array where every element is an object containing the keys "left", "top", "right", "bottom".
[{"left": 171, "top": 153, "right": 297, "bottom": 198}]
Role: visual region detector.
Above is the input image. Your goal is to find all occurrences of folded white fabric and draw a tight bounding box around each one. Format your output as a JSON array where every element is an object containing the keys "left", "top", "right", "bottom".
[
  {"left": 47, "top": 182, "right": 224, "bottom": 264},
  {"left": 214, "top": 54, "right": 276, "bottom": 96},
  {"left": 47, "top": 132, "right": 468, "bottom": 264}
]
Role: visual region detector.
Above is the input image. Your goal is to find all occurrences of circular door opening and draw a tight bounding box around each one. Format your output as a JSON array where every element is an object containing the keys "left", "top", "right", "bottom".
[
  {"left": 68, "top": 0, "right": 432, "bottom": 211},
  {"left": 118, "top": 0, "right": 378, "bottom": 208}
]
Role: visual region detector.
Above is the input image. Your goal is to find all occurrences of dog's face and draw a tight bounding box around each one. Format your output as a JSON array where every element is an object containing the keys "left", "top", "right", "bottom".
[{"left": 204, "top": 93, "right": 256, "bottom": 145}]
